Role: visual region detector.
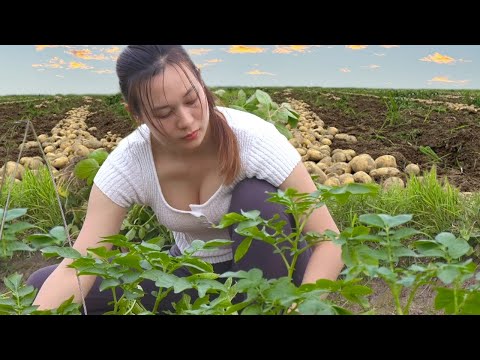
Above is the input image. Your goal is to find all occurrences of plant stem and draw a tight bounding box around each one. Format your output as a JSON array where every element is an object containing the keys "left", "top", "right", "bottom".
[{"left": 153, "top": 288, "right": 172, "bottom": 314}]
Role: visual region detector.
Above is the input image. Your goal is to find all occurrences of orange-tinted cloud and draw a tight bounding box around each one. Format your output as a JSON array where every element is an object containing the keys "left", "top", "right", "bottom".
[
  {"left": 228, "top": 45, "right": 267, "bottom": 54},
  {"left": 188, "top": 48, "right": 213, "bottom": 56},
  {"left": 346, "top": 45, "right": 368, "bottom": 50},
  {"left": 206, "top": 59, "right": 223, "bottom": 63},
  {"left": 340, "top": 68, "right": 351, "bottom": 73},
  {"left": 428, "top": 76, "right": 470, "bottom": 84},
  {"left": 273, "top": 45, "right": 311, "bottom": 54},
  {"left": 35, "top": 45, "right": 65, "bottom": 51},
  {"left": 246, "top": 69, "right": 275, "bottom": 75},
  {"left": 420, "top": 52, "right": 455, "bottom": 64},
  {"left": 32, "top": 57, "right": 65, "bottom": 69},
  {"left": 68, "top": 61, "right": 93, "bottom": 70},
  {"left": 105, "top": 47, "right": 121, "bottom": 54},
  {"left": 67, "top": 49, "right": 107, "bottom": 60},
  {"left": 380, "top": 45, "right": 399, "bottom": 48}
]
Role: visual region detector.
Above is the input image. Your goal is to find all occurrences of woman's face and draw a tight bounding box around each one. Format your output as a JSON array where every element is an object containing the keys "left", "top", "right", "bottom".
[{"left": 142, "top": 63, "right": 210, "bottom": 153}]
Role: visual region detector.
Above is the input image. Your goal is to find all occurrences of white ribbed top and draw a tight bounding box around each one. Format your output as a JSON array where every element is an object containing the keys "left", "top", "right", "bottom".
[{"left": 94, "top": 106, "right": 301, "bottom": 263}]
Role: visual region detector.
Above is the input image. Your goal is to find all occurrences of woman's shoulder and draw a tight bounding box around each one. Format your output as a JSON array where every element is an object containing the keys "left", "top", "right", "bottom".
[
  {"left": 114, "top": 124, "right": 150, "bottom": 152},
  {"left": 104, "top": 124, "right": 150, "bottom": 165}
]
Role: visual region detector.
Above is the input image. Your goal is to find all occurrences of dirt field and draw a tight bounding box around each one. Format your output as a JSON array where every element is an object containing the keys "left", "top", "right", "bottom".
[{"left": 1, "top": 89, "right": 479, "bottom": 313}]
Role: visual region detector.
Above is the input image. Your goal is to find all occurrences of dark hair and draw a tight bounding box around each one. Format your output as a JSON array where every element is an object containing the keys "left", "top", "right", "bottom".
[{"left": 116, "top": 45, "right": 240, "bottom": 185}]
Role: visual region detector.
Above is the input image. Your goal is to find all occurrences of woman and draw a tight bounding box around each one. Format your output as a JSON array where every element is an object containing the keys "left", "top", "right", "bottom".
[{"left": 28, "top": 45, "right": 343, "bottom": 314}]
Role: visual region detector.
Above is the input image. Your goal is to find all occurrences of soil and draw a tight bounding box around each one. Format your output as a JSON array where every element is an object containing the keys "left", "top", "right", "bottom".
[
  {"left": 274, "top": 89, "right": 480, "bottom": 192},
  {"left": 1, "top": 91, "right": 479, "bottom": 313}
]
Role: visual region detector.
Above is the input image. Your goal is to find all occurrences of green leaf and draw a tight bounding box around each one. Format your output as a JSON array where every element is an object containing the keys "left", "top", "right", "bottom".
[
  {"left": 88, "top": 149, "right": 109, "bottom": 166},
  {"left": 414, "top": 240, "right": 445, "bottom": 258},
  {"left": 391, "top": 228, "right": 420, "bottom": 241},
  {"left": 241, "top": 209, "right": 261, "bottom": 220},
  {"left": 255, "top": 89, "right": 272, "bottom": 105},
  {"left": 462, "top": 292, "right": 480, "bottom": 315},
  {"left": 392, "top": 247, "right": 418, "bottom": 258},
  {"left": 358, "top": 214, "right": 385, "bottom": 228},
  {"left": 49, "top": 226, "right": 67, "bottom": 243},
  {"left": 434, "top": 287, "right": 461, "bottom": 314},
  {"left": 377, "top": 214, "right": 413, "bottom": 228},
  {"left": 7, "top": 241, "right": 35, "bottom": 252},
  {"left": 27, "top": 234, "right": 59, "bottom": 249},
  {"left": 195, "top": 279, "right": 225, "bottom": 298},
  {"left": 216, "top": 212, "right": 247, "bottom": 228},
  {"left": 203, "top": 239, "right": 233, "bottom": 249},
  {"left": 298, "top": 298, "right": 335, "bottom": 315},
  {"left": 74, "top": 158, "right": 99, "bottom": 185},
  {"left": 114, "top": 254, "right": 143, "bottom": 271},
  {"left": 245, "top": 93, "right": 257, "bottom": 105},
  {"left": 87, "top": 246, "right": 120, "bottom": 259},
  {"left": 0, "top": 208, "right": 27, "bottom": 222},
  {"left": 237, "top": 89, "right": 246, "bottom": 103},
  {"left": 213, "top": 89, "right": 226, "bottom": 98},
  {"left": 437, "top": 265, "right": 460, "bottom": 285},
  {"left": 41, "top": 246, "right": 81, "bottom": 259},
  {"left": 435, "top": 232, "right": 471, "bottom": 259},
  {"left": 234, "top": 237, "right": 253, "bottom": 262},
  {"left": 5, "top": 221, "right": 35, "bottom": 234},
  {"left": 125, "top": 228, "right": 136, "bottom": 241},
  {"left": 274, "top": 124, "right": 292, "bottom": 139},
  {"left": 241, "top": 304, "right": 262, "bottom": 315},
  {"left": 275, "top": 107, "right": 290, "bottom": 123},
  {"left": 99, "top": 278, "right": 121, "bottom": 292}
]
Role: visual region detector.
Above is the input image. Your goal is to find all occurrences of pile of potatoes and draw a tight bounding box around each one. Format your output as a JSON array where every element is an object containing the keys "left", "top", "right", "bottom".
[
  {"left": 1, "top": 105, "right": 122, "bottom": 184},
  {"left": 286, "top": 98, "right": 421, "bottom": 190}
]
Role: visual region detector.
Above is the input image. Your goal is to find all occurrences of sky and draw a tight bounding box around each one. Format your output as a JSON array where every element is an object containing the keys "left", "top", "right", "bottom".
[{"left": 0, "top": 45, "right": 479, "bottom": 95}]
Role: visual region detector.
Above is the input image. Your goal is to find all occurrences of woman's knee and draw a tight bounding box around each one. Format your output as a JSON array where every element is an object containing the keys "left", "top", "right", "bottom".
[
  {"left": 26, "top": 265, "right": 58, "bottom": 288},
  {"left": 230, "top": 178, "right": 282, "bottom": 212}
]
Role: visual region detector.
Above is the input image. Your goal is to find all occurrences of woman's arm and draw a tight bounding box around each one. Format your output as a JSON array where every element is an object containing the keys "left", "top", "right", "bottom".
[
  {"left": 33, "top": 185, "right": 128, "bottom": 310},
  {"left": 279, "top": 162, "right": 344, "bottom": 284}
]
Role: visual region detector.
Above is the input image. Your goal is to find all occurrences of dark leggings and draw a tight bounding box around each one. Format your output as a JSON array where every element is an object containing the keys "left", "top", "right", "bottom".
[{"left": 27, "top": 178, "right": 312, "bottom": 314}]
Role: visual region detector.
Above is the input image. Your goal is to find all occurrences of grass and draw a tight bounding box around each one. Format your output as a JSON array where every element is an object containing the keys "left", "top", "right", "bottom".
[
  {"left": 18, "top": 95, "right": 87, "bottom": 120},
  {"left": 324, "top": 167, "right": 475, "bottom": 239},
  {"left": 0, "top": 167, "right": 64, "bottom": 232}
]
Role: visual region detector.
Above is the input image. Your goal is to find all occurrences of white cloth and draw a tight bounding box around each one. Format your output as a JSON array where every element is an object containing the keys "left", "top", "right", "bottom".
[{"left": 94, "top": 106, "right": 301, "bottom": 263}]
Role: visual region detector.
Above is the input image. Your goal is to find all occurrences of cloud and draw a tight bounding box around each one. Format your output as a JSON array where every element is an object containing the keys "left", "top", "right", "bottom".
[
  {"left": 188, "top": 48, "right": 213, "bottom": 56},
  {"left": 35, "top": 45, "right": 71, "bottom": 51},
  {"left": 428, "top": 76, "right": 470, "bottom": 84},
  {"left": 32, "top": 57, "right": 65, "bottom": 69},
  {"left": 458, "top": 58, "right": 472, "bottom": 63},
  {"left": 361, "top": 64, "right": 380, "bottom": 70},
  {"left": 105, "top": 47, "right": 121, "bottom": 54},
  {"left": 374, "top": 53, "right": 386, "bottom": 57},
  {"left": 246, "top": 69, "right": 275, "bottom": 75},
  {"left": 67, "top": 49, "right": 107, "bottom": 61},
  {"left": 206, "top": 59, "right": 223, "bottom": 63},
  {"left": 228, "top": 45, "right": 267, "bottom": 54},
  {"left": 420, "top": 52, "right": 456, "bottom": 64},
  {"left": 380, "top": 45, "right": 399, "bottom": 48},
  {"left": 92, "top": 69, "right": 114, "bottom": 74},
  {"left": 340, "top": 68, "right": 351, "bottom": 73},
  {"left": 55, "top": 75, "right": 64, "bottom": 78},
  {"left": 68, "top": 61, "right": 93, "bottom": 70},
  {"left": 346, "top": 45, "right": 368, "bottom": 50},
  {"left": 272, "top": 45, "right": 311, "bottom": 54}
]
